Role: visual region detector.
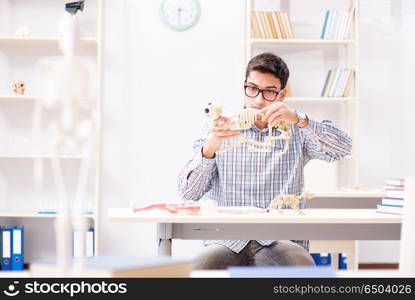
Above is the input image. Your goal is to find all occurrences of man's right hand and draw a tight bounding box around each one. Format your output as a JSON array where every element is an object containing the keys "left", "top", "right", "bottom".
[{"left": 202, "top": 117, "right": 240, "bottom": 159}]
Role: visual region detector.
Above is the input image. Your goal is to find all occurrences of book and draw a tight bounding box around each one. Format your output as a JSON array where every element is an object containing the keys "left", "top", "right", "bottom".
[
  {"left": 376, "top": 204, "right": 403, "bottom": 215},
  {"left": 343, "top": 69, "right": 354, "bottom": 97},
  {"left": 30, "top": 256, "right": 193, "bottom": 278},
  {"left": 326, "top": 9, "right": 338, "bottom": 39},
  {"left": 271, "top": 12, "right": 282, "bottom": 39},
  {"left": 386, "top": 178, "right": 405, "bottom": 187},
  {"left": 381, "top": 197, "right": 404, "bottom": 207},
  {"left": 337, "top": 69, "right": 351, "bottom": 97},
  {"left": 384, "top": 189, "right": 405, "bottom": 199},
  {"left": 250, "top": 12, "right": 261, "bottom": 38},
  {"left": 320, "top": 10, "right": 330, "bottom": 39},
  {"left": 321, "top": 70, "right": 332, "bottom": 97},
  {"left": 329, "top": 68, "right": 342, "bottom": 97},
  {"left": 254, "top": 11, "right": 266, "bottom": 39},
  {"left": 323, "top": 69, "right": 336, "bottom": 97},
  {"left": 331, "top": 10, "right": 343, "bottom": 39},
  {"left": 277, "top": 12, "right": 287, "bottom": 39},
  {"left": 260, "top": 11, "right": 272, "bottom": 38},
  {"left": 266, "top": 12, "right": 277, "bottom": 39},
  {"left": 343, "top": 7, "right": 355, "bottom": 39},
  {"left": 333, "top": 68, "right": 346, "bottom": 97},
  {"left": 282, "top": 12, "right": 294, "bottom": 39}
]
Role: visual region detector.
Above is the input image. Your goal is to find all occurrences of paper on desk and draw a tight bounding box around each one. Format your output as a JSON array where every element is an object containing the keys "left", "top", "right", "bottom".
[{"left": 216, "top": 206, "right": 266, "bottom": 214}]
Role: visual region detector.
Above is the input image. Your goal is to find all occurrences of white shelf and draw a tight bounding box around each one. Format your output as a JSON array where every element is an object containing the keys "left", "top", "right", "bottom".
[
  {"left": 286, "top": 97, "right": 357, "bottom": 102},
  {"left": 0, "top": 95, "right": 37, "bottom": 101},
  {"left": 249, "top": 39, "right": 356, "bottom": 45},
  {"left": 0, "top": 211, "right": 96, "bottom": 219},
  {"left": 246, "top": 0, "right": 360, "bottom": 189},
  {"left": 0, "top": 0, "right": 103, "bottom": 262},
  {"left": 0, "top": 36, "right": 98, "bottom": 44},
  {"left": 0, "top": 155, "right": 84, "bottom": 159},
  {"left": 0, "top": 270, "right": 30, "bottom": 278}
]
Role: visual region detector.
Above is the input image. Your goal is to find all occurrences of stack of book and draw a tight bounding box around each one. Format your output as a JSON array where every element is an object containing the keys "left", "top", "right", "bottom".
[
  {"left": 321, "top": 68, "right": 354, "bottom": 98},
  {"left": 320, "top": 7, "right": 355, "bottom": 40},
  {"left": 251, "top": 11, "right": 294, "bottom": 39},
  {"left": 377, "top": 178, "right": 405, "bottom": 215}
]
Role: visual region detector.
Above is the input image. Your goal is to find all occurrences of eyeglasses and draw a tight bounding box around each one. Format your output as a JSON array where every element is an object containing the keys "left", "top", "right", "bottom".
[{"left": 244, "top": 84, "right": 282, "bottom": 102}]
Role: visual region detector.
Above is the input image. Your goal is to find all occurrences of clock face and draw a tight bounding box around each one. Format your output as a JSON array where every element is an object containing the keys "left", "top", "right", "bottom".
[{"left": 160, "top": 0, "right": 201, "bottom": 31}]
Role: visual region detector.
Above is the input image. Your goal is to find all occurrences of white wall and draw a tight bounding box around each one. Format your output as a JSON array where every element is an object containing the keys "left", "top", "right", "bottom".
[
  {"left": 99, "top": 0, "right": 245, "bottom": 258},
  {"left": 99, "top": 0, "right": 415, "bottom": 262},
  {"left": 358, "top": 0, "right": 415, "bottom": 263}
]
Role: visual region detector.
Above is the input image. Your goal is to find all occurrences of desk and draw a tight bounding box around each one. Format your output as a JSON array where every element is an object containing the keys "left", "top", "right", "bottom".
[{"left": 109, "top": 208, "right": 401, "bottom": 269}]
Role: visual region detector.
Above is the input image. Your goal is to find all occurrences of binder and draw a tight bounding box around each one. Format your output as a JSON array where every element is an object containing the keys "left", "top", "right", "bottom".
[
  {"left": 338, "top": 253, "right": 348, "bottom": 270},
  {"left": 1, "top": 227, "right": 12, "bottom": 270},
  {"left": 311, "top": 252, "right": 331, "bottom": 266},
  {"left": 11, "top": 227, "right": 24, "bottom": 271},
  {"left": 86, "top": 227, "right": 95, "bottom": 258},
  {"left": 73, "top": 227, "right": 95, "bottom": 258}
]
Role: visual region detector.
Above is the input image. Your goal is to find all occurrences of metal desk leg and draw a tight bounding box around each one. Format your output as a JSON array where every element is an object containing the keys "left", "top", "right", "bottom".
[{"left": 157, "top": 223, "right": 173, "bottom": 257}]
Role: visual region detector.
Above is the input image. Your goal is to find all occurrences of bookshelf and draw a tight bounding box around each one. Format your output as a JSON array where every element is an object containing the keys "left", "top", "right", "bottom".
[
  {"left": 245, "top": 0, "right": 360, "bottom": 192},
  {"left": 0, "top": 0, "right": 102, "bottom": 265},
  {"left": 246, "top": 0, "right": 362, "bottom": 269}
]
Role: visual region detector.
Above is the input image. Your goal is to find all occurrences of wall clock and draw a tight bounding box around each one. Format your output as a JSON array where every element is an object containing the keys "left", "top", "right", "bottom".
[{"left": 160, "top": 0, "right": 201, "bottom": 31}]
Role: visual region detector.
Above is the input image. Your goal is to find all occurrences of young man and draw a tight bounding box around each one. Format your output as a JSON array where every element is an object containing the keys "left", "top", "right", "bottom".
[{"left": 177, "top": 52, "right": 352, "bottom": 270}]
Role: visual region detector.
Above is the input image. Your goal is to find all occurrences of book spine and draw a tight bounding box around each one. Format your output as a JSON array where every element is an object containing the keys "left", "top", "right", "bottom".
[
  {"left": 261, "top": 11, "right": 272, "bottom": 39},
  {"left": 251, "top": 12, "right": 260, "bottom": 39},
  {"left": 271, "top": 12, "right": 282, "bottom": 39},
  {"left": 266, "top": 12, "right": 277, "bottom": 39},
  {"left": 329, "top": 68, "right": 341, "bottom": 97},
  {"left": 283, "top": 12, "right": 294, "bottom": 39},
  {"left": 277, "top": 12, "right": 287, "bottom": 39},
  {"left": 343, "top": 7, "right": 355, "bottom": 39},
  {"left": 326, "top": 9, "right": 337, "bottom": 39},
  {"left": 255, "top": 11, "right": 266, "bottom": 39},
  {"left": 321, "top": 70, "right": 332, "bottom": 97},
  {"left": 321, "top": 10, "right": 329, "bottom": 39},
  {"left": 323, "top": 69, "right": 336, "bottom": 98},
  {"left": 343, "top": 69, "right": 354, "bottom": 97}
]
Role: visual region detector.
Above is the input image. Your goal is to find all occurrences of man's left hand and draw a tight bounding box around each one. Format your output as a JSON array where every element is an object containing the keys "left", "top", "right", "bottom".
[{"left": 259, "top": 102, "right": 299, "bottom": 127}]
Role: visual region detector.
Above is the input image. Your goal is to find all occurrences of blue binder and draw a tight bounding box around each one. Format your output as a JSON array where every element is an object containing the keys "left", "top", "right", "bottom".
[
  {"left": 338, "top": 253, "right": 348, "bottom": 270},
  {"left": 1, "top": 227, "right": 12, "bottom": 271},
  {"left": 11, "top": 227, "right": 24, "bottom": 271},
  {"left": 311, "top": 253, "right": 332, "bottom": 266}
]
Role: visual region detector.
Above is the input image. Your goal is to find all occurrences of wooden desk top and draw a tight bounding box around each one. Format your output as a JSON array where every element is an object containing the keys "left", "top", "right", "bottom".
[{"left": 108, "top": 208, "right": 401, "bottom": 224}]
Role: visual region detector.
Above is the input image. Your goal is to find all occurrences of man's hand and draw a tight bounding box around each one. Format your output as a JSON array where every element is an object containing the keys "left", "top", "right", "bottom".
[
  {"left": 259, "top": 102, "right": 300, "bottom": 127},
  {"left": 202, "top": 117, "right": 240, "bottom": 159}
]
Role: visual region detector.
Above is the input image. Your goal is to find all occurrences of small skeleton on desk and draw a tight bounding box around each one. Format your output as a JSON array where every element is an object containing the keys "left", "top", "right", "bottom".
[
  {"left": 204, "top": 103, "right": 291, "bottom": 154},
  {"left": 267, "top": 191, "right": 314, "bottom": 215}
]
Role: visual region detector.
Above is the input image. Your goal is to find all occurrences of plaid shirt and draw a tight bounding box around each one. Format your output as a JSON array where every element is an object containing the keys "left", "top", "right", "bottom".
[{"left": 177, "top": 114, "right": 352, "bottom": 253}]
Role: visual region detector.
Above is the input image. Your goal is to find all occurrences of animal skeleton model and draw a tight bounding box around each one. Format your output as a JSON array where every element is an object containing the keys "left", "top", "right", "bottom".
[
  {"left": 204, "top": 103, "right": 291, "bottom": 153},
  {"left": 267, "top": 191, "right": 314, "bottom": 214}
]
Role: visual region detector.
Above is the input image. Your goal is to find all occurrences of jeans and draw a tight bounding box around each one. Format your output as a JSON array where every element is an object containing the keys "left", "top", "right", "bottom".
[{"left": 193, "top": 240, "right": 315, "bottom": 270}]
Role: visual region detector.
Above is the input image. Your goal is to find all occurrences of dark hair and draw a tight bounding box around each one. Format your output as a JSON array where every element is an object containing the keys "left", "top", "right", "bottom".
[{"left": 245, "top": 52, "right": 289, "bottom": 88}]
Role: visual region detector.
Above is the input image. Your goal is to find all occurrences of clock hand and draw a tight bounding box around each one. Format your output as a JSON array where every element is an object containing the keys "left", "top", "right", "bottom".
[{"left": 178, "top": 7, "right": 182, "bottom": 24}]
